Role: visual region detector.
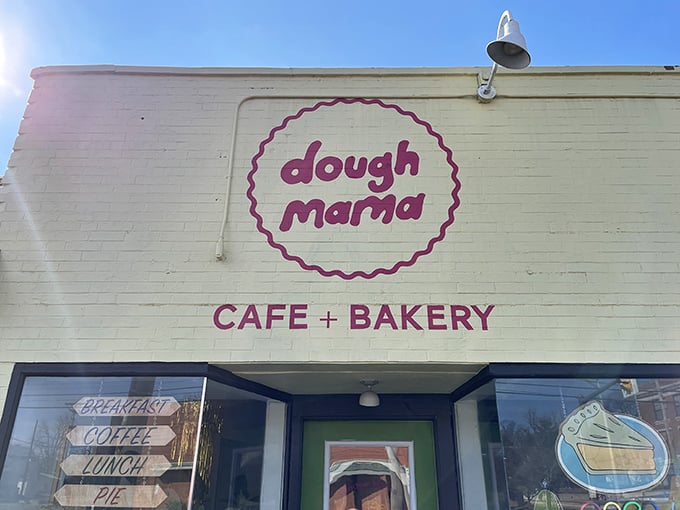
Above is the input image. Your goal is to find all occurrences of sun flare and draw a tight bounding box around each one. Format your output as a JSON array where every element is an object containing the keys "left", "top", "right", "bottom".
[
  {"left": 0, "top": 31, "right": 7, "bottom": 70},
  {"left": 0, "top": 29, "right": 25, "bottom": 99}
]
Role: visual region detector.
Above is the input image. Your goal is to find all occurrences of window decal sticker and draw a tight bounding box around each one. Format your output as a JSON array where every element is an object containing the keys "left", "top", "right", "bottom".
[{"left": 556, "top": 401, "right": 670, "bottom": 493}]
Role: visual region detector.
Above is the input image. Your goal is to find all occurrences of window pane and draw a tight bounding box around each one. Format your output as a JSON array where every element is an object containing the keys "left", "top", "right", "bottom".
[
  {"left": 456, "top": 377, "right": 680, "bottom": 510},
  {"left": 191, "top": 380, "right": 286, "bottom": 510},
  {"left": 673, "top": 395, "right": 680, "bottom": 417},
  {"left": 0, "top": 376, "right": 204, "bottom": 510}
]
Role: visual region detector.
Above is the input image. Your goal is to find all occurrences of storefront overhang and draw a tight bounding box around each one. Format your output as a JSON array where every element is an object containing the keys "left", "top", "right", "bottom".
[{"left": 220, "top": 362, "right": 486, "bottom": 395}]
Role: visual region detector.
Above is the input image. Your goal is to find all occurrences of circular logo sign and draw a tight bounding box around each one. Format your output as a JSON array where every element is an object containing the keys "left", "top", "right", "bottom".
[{"left": 247, "top": 98, "right": 460, "bottom": 279}]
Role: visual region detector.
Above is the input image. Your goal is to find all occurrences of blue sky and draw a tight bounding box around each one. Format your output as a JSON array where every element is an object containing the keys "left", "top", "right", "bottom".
[{"left": 1, "top": 0, "right": 679, "bottom": 176}]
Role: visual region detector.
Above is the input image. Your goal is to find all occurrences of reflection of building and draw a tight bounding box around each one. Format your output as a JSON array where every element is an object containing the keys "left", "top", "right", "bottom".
[
  {"left": 328, "top": 445, "right": 411, "bottom": 510},
  {"left": 634, "top": 380, "right": 680, "bottom": 468},
  {"left": 0, "top": 65, "right": 680, "bottom": 510}
]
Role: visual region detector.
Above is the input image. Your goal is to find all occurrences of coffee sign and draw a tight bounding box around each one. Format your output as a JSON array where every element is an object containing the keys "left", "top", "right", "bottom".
[
  {"left": 66, "top": 425, "right": 176, "bottom": 447},
  {"left": 248, "top": 98, "right": 460, "bottom": 279}
]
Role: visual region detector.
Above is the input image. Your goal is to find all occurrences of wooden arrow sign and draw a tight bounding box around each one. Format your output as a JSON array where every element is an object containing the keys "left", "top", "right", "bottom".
[
  {"left": 54, "top": 484, "right": 167, "bottom": 508},
  {"left": 61, "top": 454, "right": 172, "bottom": 477},
  {"left": 73, "top": 397, "right": 180, "bottom": 417},
  {"left": 66, "top": 425, "right": 176, "bottom": 447}
]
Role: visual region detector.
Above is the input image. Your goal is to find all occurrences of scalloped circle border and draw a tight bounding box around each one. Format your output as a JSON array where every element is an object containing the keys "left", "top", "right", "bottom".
[{"left": 246, "top": 97, "right": 461, "bottom": 280}]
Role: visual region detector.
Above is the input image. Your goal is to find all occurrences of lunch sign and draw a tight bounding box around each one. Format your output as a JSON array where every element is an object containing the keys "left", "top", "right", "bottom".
[{"left": 54, "top": 396, "right": 180, "bottom": 508}]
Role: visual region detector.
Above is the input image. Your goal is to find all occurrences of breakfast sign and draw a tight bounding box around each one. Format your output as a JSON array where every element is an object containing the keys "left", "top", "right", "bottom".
[
  {"left": 54, "top": 396, "right": 179, "bottom": 508},
  {"left": 215, "top": 98, "right": 495, "bottom": 331}
]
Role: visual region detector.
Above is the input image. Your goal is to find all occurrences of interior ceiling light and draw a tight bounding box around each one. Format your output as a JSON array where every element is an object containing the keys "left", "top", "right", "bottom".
[
  {"left": 477, "top": 10, "right": 531, "bottom": 102},
  {"left": 359, "top": 379, "right": 380, "bottom": 407}
]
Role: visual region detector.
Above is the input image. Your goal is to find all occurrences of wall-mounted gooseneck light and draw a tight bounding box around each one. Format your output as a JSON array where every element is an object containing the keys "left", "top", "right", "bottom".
[{"left": 477, "top": 10, "right": 531, "bottom": 102}]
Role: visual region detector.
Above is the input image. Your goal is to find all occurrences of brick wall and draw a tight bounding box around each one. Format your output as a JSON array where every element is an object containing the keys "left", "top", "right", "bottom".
[
  {"left": 1, "top": 66, "right": 679, "bottom": 398},
  {"left": 0, "top": 363, "right": 12, "bottom": 416}
]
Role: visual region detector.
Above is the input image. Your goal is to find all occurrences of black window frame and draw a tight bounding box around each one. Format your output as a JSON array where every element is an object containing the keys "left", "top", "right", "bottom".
[
  {"left": 4, "top": 362, "right": 680, "bottom": 510},
  {"left": 450, "top": 363, "right": 680, "bottom": 402},
  {"left": 450, "top": 362, "right": 680, "bottom": 510},
  {"left": 0, "top": 362, "right": 291, "bottom": 482}
]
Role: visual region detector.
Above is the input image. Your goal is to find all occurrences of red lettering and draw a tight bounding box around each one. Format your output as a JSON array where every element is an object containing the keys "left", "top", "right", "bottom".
[
  {"left": 450, "top": 305, "right": 473, "bottom": 330},
  {"left": 367, "top": 152, "right": 393, "bottom": 193},
  {"left": 237, "top": 304, "right": 262, "bottom": 329},
  {"left": 344, "top": 155, "right": 368, "bottom": 178},
  {"left": 211, "top": 303, "right": 491, "bottom": 331},
  {"left": 93, "top": 487, "right": 110, "bottom": 505},
  {"left": 213, "top": 304, "right": 236, "bottom": 329},
  {"left": 289, "top": 304, "right": 308, "bottom": 329},
  {"left": 427, "top": 305, "right": 447, "bottom": 330},
  {"left": 325, "top": 200, "right": 352, "bottom": 225},
  {"left": 280, "top": 139, "right": 416, "bottom": 190},
  {"left": 350, "top": 195, "right": 395, "bottom": 226},
  {"left": 92, "top": 486, "right": 126, "bottom": 505},
  {"left": 277, "top": 139, "right": 423, "bottom": 232},
  {"left": 110, "top": 487, "right": 125, "bottom": 505},
  {"left": 471, "top": 304, "right": 494, "bottom": 330},
  {"left": 266, "top": 304, "right": 286, "bottom": 328},
  {"left": 280, "top": 140, "right": 321, "bottom": 185},
  {"left": 400, "top": 305, "right": 423, "bottom": 330},
  {"left": 350, "top": 304, "right": 371, "bottom": 329},
  {"left": 395, "top": 193, "right": 425, "bottom": 220},
  {"left": 316, "top": 155, "right": 343, "bottom": 182},
  {"left": 374, "top": 305, "right": 398, "bottom": 330},
  {"left": 279, "top": 199, "right": 325, "bottom": 232},
  {"left": 280, "top": 194, "right": 423, "bottom": 231},
  {"left": 394, "top": 140, "right": 419, "bottom": 176}
]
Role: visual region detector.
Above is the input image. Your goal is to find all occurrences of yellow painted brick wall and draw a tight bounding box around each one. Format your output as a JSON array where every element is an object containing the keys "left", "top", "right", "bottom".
[
  {"left": 0, "top": 66, "right": 678, "bottom": 367},
  {"left": 0, "top": 363, "right": 14, "bottom": 415}
]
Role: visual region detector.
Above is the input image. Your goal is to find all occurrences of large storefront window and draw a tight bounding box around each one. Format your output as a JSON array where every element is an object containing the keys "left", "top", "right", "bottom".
[
  {"left": 456, "top": 377, "right": 680, "bottom": 510},
  {"left": 191, "top": 379, "right": 286, "bottom": 510},
  {"left": 0, "top": 370, "right": 287, "bottom": 510}
]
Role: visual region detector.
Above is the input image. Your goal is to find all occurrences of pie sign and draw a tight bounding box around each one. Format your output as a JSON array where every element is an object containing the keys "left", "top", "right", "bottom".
[{"left": 556, "top": 401, "right": 670, "bottom": 493}]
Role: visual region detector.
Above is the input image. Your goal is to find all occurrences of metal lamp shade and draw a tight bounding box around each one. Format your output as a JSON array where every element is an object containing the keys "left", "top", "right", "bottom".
[
  {"left": 359, "top": 390, "right": 380, "bottom": 407},
  {"left": 486, "top": 19, "right": 531, "bottom": 69}
]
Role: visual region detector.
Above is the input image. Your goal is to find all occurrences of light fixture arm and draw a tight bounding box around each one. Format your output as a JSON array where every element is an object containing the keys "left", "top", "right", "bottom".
[
  {"left": 361, "top": 379, "right": 378, "bottom": 391},
  {"left": 496, "top": 10, "right": 513, "bottom": 40},
  {"left": 482, "top": 62, "right": 500, "bottom": 98}
]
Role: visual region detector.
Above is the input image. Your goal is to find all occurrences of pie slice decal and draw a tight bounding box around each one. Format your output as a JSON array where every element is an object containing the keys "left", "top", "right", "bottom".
[{"left": 559, "top": 401, "right": 655, "bottom": 475}]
